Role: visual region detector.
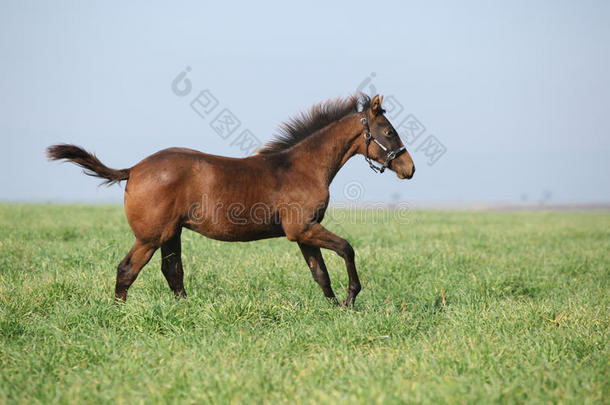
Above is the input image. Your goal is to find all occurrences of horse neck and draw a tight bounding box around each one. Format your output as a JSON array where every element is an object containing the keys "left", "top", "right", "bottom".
[{"left": 286, "top": 114, "right": 362, "bottom": 187}]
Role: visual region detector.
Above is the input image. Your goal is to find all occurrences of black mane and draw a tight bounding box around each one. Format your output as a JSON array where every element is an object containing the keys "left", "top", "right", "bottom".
[{"left": 257, "top": 93, "right": 370, "bottom": 154}]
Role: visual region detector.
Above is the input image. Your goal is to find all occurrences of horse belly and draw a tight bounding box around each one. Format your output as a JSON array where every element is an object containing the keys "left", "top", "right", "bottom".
[{"left": 185, "top": 214, "right": 285, "bottom": 242}]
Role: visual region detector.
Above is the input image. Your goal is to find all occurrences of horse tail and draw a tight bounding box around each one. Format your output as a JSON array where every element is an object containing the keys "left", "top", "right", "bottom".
[{"left": 46, "top": 144, "right": 130, "bottom": 186}]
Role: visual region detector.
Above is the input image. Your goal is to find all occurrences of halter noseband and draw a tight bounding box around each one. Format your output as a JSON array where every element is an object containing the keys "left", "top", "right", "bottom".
[{"left": 361, "top": 115, "right": 406, "bottom": 173}]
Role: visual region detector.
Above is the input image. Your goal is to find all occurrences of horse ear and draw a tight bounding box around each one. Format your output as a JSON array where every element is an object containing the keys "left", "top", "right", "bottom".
[{"left": 371, "top": 94, "right": 383, "bottom": 115}]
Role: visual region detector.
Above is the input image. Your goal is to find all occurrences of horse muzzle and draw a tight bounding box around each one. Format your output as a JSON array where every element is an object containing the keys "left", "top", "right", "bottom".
[{"left": 397, "top": 165, "right": 415, "bottom": 180}]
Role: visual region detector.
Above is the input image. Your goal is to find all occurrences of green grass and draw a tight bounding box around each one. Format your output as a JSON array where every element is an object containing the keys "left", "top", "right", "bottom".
[{"left": 0, "top": 204, "right": 608, "bottom": 404}]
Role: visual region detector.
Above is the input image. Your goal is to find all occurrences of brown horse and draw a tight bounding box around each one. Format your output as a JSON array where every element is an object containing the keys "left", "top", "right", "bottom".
[{"left": 47, "top": 94, "right": 415, "bottom": 306}]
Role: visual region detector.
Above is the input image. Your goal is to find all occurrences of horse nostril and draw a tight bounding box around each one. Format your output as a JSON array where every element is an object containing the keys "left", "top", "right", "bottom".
[{"left": 412, "top": 166, "right": 416, "bottom": 175}]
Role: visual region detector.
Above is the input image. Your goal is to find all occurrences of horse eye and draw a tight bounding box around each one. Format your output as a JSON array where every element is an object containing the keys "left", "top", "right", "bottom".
[{"left": 384, "top": 129, "right": 393, "bottom": 137}]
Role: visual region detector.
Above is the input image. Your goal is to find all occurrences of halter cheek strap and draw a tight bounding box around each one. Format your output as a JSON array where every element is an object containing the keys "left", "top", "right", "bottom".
[{"left": 361, "top": 116, "right": 406, "bottom": 173}]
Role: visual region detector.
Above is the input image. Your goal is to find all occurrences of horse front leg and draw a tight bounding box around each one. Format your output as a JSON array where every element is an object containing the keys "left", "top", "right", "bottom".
[
  {"left": 289, "top": 223, "right": 361, "bottom": 306},
  {"left": 298, "top": 243, "right": 338, "bottom": 304}
]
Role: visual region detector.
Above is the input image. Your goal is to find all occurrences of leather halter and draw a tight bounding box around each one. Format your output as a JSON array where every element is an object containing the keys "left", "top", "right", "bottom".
[{"left": 360, "top": 115, "right": 406, "bottom": 173}]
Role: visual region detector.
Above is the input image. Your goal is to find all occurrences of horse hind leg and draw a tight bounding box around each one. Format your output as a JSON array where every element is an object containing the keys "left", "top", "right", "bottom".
[
  {"left": 115, "top": 240, "right": 157, "bottom": 302},
  {"left": 160, "top": 230, "right": 187, "bottom": 299}
]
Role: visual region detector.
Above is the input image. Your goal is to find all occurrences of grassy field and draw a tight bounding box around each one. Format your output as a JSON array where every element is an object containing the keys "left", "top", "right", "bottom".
[{"left": 0, "top": 204, "right": 608, "bottom": 404}]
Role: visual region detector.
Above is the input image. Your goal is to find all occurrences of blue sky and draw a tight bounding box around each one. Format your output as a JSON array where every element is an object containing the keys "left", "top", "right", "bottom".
[{"left": 1, "top": 1, "right": 609, "bottom": 204}]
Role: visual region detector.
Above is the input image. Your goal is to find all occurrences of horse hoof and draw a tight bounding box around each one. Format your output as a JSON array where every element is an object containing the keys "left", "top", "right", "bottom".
[{"left": 340, "top": 298, "right": 354, "bottom": 307}]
